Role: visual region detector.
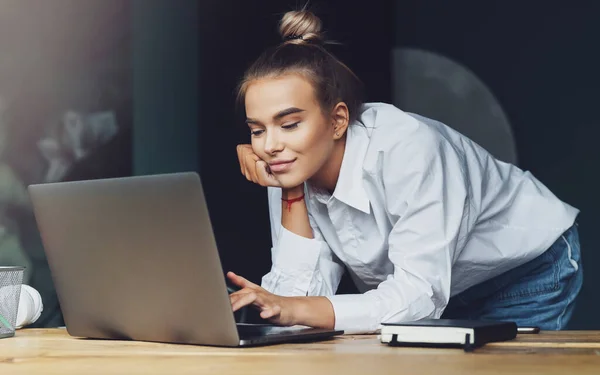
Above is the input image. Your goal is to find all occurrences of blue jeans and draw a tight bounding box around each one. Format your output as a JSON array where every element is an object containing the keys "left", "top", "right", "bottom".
[{"left": 442, "top": 223, "right": 583, "bottom": 330}]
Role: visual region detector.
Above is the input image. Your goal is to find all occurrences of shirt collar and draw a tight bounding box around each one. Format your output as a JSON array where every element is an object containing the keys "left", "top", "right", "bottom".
[{"left": 307, "top": 123, "right": 371, "bottom": 214}]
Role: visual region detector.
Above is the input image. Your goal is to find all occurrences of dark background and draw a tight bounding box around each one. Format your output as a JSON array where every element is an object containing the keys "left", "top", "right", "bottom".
[{"left": 1, "top": 0, "right": 597, "bottom": 329}]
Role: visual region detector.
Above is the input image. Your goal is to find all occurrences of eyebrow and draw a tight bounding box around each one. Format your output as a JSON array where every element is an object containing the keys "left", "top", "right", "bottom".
[{"left": 246, "top": 107, "right": 305, "bottom": 124}]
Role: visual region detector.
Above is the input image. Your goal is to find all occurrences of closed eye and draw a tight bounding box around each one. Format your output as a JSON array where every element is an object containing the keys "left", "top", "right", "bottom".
[
  {"left": 282, "top": 122, "right": 299, "bottom": 130},
  {"left": 250, "top": 129, "right": 264, "bottom": 136}
]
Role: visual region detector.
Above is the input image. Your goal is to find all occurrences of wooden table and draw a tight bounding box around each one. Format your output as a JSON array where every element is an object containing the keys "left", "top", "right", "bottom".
[{"left": 1, "top": 328, "right": 600, "bottom": 374}]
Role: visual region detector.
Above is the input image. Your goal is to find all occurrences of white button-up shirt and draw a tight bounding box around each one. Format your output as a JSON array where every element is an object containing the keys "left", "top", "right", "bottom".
[{"left": 261, "top": 102, "right": 578, "bottom": 334}]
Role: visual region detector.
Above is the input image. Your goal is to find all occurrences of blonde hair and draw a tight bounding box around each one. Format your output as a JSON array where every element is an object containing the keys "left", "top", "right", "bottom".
[
  {"left": 279, "top": 10, "right": 323, "bottom": 45},
  {"left": 237, "top": 8, "right": 364, "bottom": 123}
]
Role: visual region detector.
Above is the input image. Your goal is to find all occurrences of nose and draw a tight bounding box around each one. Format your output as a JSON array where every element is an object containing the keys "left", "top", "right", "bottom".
[{"left": 264, "top": 130, "right": 283, "bottom": 155}]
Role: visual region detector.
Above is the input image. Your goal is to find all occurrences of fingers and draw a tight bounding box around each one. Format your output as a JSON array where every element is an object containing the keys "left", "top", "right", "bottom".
[
  {"left": 237, "top": 144, "right": 271, "bottom": 185},
  {"left": 237, "top": 144, "right": 251, "bottom": 181},
  {"left": 228, "top": 287, "right": 284, "bottom": 321},
  {"left": 229, "top": 290, "right": 249, "bottom": 310},
  {"left": 231, "top": 291, "right": 258, "bottom": 312},
  {"left": 255, "top": 160, "right": 281, "bottom": 187},
  {"left": 236, "top": 144, "right": 283, "bottom": 187},
  {"left": 260, "top": 305, "right": 281, "bottom": 319},
  {"left": 230, "top": 291, "right": 281, "bottom": 319},
  {"left": 229, "top": 287, "right": 249, "bottom": 304},
  {"left": 227, "top": 271, "right": 258, "bottom": 289},
  {"left": 237, "top": 145, "right": 260, "bottom": 183}
]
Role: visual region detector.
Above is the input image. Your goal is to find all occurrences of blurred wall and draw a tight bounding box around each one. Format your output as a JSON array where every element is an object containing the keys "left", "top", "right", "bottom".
[
  {"left": 0, "top": 0, "right": 132, "bottom": 327},
  {"left": 132, "top": 0, "right": 199, "bottom": 175}
]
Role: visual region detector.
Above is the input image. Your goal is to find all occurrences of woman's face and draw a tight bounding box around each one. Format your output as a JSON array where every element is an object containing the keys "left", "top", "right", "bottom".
[{"left": 244, "top": 74, "right": 336, "bottom": 189}]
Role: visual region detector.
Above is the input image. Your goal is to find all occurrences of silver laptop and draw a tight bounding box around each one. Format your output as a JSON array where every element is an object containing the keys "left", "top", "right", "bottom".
[{"left": 28, "top": 172, "right": 342, "bottom": 346}]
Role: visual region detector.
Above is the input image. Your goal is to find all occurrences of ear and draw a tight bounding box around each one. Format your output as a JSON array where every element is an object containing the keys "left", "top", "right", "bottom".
[{"left": 330, "top": 102, "right": 350, "bottom": 140}]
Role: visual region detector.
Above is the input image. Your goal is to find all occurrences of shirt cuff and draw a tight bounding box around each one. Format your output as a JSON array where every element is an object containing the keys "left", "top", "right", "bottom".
[
  {"left": 326, "top": 294, "right": 381, "bottom": 334},
  {"left": 266, "top": 226, "right": 323, "bottom": 296},
  {"left": 326, "top": 289, "right": 439, "bottom": 334}
]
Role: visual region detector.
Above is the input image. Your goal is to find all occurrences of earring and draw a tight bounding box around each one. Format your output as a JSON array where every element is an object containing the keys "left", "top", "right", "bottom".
[{"left": 335, "top": 132, "right": 339, "bottom": 136}]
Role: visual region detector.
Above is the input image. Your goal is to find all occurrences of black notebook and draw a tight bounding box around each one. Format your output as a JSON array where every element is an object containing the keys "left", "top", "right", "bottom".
[{"left": 380, "top": 319, "right": 517, "bottom": 351}]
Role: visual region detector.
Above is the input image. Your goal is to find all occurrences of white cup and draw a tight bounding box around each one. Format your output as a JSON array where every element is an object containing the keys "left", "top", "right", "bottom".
[{"left": 16, "top": 285, "right": 43, "bottom": 329}]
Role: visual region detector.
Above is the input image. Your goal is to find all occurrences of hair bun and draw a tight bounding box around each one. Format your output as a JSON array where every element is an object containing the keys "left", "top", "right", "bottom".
[{"left": 279, "top": 10, "right": 323, "bottom": 45}]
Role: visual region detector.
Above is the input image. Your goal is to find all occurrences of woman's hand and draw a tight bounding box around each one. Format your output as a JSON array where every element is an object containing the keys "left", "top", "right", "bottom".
[
  {"left": 236, "top": 144, "right": 281, "bottom": 187},
  {"left": 227, "top": 271, "right": 336, "bottom": 329},
  {"left": 227, "top": 271, "right": 296, "bottom": 325}
]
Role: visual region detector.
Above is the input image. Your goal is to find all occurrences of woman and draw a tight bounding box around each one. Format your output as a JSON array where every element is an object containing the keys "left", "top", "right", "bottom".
[{"left": 228, "top": 9, "right": 582, "bottom": 334}]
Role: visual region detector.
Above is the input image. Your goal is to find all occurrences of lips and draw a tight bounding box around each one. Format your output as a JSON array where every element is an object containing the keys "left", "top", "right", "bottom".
[{"left": 268, "top": 159, "right": 295, "bottom": 173}]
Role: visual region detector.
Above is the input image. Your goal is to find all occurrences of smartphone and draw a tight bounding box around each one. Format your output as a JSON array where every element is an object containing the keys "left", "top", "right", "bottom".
[{"left": 517, "top": 326, "right": 540, "bottom": 334}]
